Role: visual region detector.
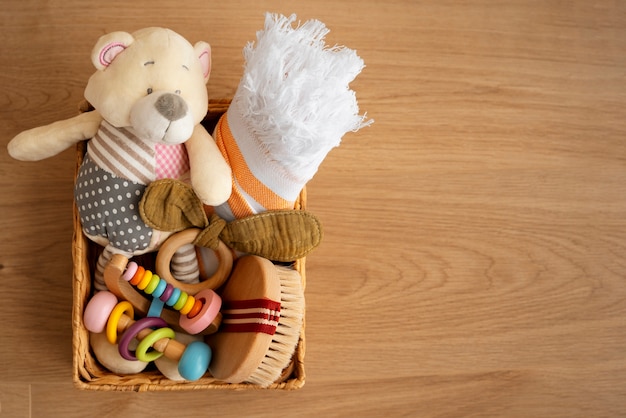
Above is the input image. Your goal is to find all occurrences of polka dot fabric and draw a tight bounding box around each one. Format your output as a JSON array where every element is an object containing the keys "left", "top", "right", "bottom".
[{"left": 75, "top": 156, "right": 153, "bottom": 253}]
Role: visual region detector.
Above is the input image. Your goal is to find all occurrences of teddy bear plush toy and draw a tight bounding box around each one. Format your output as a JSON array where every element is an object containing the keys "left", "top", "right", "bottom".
[
  {"left": 8, "top": 27, "right": 234, "bottom": 377},
  {"left": 8, "top": 27, "right": 232, "bottom": 291}
]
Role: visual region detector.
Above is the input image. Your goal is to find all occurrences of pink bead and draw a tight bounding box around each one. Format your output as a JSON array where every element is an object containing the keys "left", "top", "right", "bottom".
[
  {"left": 122, "top": 261, "right": 139, "bottom": 282},
  {"left": 179, "top": 289, "right": 222, "bottom": 335},
  {"left": 83, "top": 291, "right": 118, "bottom": 333}
]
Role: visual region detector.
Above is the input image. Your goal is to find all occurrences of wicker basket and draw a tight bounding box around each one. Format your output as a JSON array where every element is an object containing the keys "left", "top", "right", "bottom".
[{"left": 71, "top": 100, "right": 306, "bottom": 391}]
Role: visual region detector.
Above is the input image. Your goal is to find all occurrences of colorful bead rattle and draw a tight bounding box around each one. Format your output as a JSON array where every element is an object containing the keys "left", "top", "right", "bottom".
[
  {"left": 104, "top": 253, "right": 222, "bottom": 335},
  {"left": 121, "top": 261, "right": 222, "bottom": 335},
  {"left": 84, "top": 291, "right": 211, "bottom": 381}
]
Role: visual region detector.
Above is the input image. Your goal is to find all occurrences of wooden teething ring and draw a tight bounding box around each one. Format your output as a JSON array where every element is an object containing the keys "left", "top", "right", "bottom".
[{"left": 155, "top": 228, "right": 233, "bottom": 295}]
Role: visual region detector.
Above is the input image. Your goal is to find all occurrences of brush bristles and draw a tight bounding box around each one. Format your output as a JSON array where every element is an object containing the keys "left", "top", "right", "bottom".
[{"left": 247, "top": 265, "right": 305, "bottom": 387}]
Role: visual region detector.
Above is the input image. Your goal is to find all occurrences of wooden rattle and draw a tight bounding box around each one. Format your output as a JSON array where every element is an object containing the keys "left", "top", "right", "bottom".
[
  {"left": 102, "top": 228, "right": 232, "bottom": 330},
  {"left": 105, "top": 253, "right": 222, "bottom": 335},
  {"left": 84, "top": 291, "right": 212, "bottom": 381}
]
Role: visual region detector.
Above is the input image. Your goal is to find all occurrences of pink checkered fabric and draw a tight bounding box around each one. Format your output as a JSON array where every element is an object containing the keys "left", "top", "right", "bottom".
[{"left": 155, "top": 144, "right": 190, "bottom": 180}]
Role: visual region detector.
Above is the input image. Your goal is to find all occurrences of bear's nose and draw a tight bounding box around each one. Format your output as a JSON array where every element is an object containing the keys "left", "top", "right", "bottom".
[{"left": 154, "top": 93, "right": 188, "bottom": 122}]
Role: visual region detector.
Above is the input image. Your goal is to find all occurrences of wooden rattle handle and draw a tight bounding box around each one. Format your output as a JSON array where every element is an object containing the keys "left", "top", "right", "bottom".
[{"left": 116, "top": 313, "right": 186, "bottom": 361}]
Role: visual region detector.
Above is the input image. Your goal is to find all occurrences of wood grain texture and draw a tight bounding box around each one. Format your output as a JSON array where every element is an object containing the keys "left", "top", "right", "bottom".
[{"left": 1, "top": 0, "right": 626, "bottom": 416}]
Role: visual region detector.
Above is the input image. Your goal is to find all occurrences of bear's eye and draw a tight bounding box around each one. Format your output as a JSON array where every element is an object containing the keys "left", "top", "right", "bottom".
[
  {"left": 147, "top": 88, "right": 153, "bottom": 95},
  {"left": 175, "top": 90, "right": 181, "bottom": 95}
]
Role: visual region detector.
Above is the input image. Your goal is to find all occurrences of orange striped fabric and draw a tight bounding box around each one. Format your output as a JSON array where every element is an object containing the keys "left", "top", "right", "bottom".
[{"left": 214, "top": 114, "right": 295, "bottom": 219}]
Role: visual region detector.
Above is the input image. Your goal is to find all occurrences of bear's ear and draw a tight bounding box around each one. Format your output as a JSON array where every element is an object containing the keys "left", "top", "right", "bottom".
[
  {"left": 194, "top": 41, "right": 211, "bottom": 82},
  {"left": 91, "top": 31, "right": 135, "bottom": 71}
]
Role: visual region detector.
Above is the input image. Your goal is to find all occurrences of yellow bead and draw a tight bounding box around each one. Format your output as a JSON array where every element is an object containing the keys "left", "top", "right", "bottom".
[
  {"left": 179, "top": 295, "right": 195, "bottom": 316},
  {"left": 137, "top": 270, "right": 153, "bottom": 290}
]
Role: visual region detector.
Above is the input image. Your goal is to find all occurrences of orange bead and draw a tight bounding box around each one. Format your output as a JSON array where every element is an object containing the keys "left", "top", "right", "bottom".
[
  {"left": 187, "top": 299, "right": 203, "bottom": 319},
  {"left": 129, "top": 266, "right": 145, "bottom": 286}
]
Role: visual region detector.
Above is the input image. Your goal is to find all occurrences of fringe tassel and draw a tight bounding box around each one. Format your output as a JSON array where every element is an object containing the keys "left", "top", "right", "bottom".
[{"left": 233, "top": 12, "right": 373, "bottom": 186}]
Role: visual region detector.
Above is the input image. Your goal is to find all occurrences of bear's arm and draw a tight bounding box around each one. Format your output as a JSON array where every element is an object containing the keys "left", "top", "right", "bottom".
[
  {"left": 185, "top": 124, "right": 232, "bottom": 206},
  {"left": 8, "top": 111, "right": 103, "bottom": 161}
]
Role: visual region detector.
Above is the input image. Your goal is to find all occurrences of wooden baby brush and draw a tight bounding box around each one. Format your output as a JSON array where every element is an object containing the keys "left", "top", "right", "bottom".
[{"left": 207, "top": 255, "right": 304, "bottom": 387}]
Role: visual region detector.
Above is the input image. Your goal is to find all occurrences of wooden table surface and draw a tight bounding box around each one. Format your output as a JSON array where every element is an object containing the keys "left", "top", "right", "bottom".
[{"left": 2, "top": 1, "right": 626, "bottom": 417}]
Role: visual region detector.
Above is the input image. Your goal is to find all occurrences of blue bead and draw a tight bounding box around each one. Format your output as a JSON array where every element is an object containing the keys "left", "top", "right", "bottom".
[
  {"left": 152, "top": 279, "right": 167, "bottom": 299},
  {"left": 178, "top": 341, "right": 211, "bottom": 381},
  {"left": 166, "top": 287, "right": 181, "bottom": 307}
]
